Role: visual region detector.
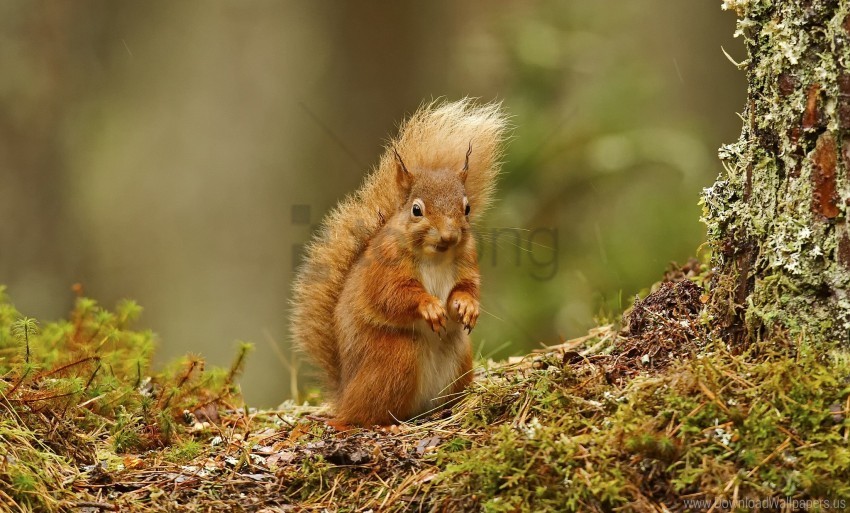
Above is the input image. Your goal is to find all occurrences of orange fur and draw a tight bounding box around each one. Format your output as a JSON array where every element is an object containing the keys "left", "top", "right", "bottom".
[{"left": 290, "top": 100, "right": 508, "bottom": 426}]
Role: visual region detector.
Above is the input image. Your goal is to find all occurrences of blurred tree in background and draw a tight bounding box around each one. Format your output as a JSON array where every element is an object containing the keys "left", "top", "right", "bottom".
[{"left": 0, "top": 1, "right": 744, "bottom": 406}]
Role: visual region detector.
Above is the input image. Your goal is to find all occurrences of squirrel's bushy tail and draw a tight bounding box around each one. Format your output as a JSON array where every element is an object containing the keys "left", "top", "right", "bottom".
[{"left": 290, "top": 99, "right": 509, "bottom": 395}]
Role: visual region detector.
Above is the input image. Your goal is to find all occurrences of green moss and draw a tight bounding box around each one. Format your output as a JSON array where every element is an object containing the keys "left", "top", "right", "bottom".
[
  {"left": 418, "top": 334, "right": 850, "bottom": 510},
  {"left": 0, "top": 289, "right": 249, "bottom": 512},
  {"left": 163, "top": 440, "right": 204, "bottom": 463}
]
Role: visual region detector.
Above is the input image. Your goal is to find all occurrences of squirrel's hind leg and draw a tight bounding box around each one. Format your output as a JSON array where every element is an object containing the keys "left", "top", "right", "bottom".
[{"left": 336, "top": 330, "right": 419, "bottom": 427}]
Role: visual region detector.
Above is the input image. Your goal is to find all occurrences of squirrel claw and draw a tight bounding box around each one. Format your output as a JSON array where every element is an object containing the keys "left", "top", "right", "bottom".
[
  {"left": 449, "top": 291, "right": 479, "bottom": 334},
  {"left": 419, "top": 295, "right": 447, "bottom": 333}
]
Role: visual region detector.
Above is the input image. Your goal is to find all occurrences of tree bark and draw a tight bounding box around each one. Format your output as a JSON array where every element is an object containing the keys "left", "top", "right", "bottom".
[{"left": 704, "top": 1, "right": 850, "bottom": 345}]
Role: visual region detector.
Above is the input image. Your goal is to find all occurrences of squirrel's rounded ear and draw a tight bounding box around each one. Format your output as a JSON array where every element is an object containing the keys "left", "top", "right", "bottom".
[
  {"left": 459, "top": 142, "right": 472, "bottom": 183},
  {"left": 394, "top": 147, "right": 411, "bottom": 192}
]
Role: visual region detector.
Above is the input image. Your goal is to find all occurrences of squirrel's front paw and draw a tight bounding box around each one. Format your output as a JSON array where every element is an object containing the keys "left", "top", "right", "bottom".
[
  {"left": 418, "top": 295, "right": 447, "bottom": 333},
  {"left": 449, "top": 291, "right": 479, "bottom": 333}
]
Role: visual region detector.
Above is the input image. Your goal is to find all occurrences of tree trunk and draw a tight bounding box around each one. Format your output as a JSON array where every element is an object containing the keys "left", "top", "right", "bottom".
[{"left": 703, "top": 1, "right": 850, "bottom": 345}]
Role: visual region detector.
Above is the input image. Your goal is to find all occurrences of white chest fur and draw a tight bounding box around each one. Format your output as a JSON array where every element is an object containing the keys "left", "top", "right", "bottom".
[
  {"left": 417, "top": 258, "right": 456, "bottom": 303},
  {"left": 411, "top": 257, "right": 464, "bottom": 417}
]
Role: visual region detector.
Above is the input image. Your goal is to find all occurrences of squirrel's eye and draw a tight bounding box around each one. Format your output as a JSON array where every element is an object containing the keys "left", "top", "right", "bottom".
[
  {"left": 412, "top": 203, "right": 423, "bottom": 217},
  {"left": 463, "top": 197, "right": 470, "bottom": 216}
]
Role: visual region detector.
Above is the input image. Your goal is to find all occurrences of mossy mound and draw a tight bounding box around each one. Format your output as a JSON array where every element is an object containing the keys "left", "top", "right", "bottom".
[
  {"left": 1, "top": 270, "right": 849, "bottom": 512},
  {"left": 0, "top": 286, "right": 249, "bottom": 512}
]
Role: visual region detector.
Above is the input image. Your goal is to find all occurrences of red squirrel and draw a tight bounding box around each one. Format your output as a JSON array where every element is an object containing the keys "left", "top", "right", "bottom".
[{"left": 291, "top": 100, "right": 508, "bottom": 427}]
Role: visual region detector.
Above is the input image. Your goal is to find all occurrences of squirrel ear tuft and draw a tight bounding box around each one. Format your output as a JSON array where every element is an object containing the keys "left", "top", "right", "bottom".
[
  {"left": 459, "top": 142, "right": 472, "bottom": 183},
  {"left": 393, "top": 147, "right": 411, "bottom": 192}
]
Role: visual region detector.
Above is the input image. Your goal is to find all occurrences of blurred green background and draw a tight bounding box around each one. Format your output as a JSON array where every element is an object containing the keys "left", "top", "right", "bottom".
[{"left": 0, "top": 1, "right": 744, "bottom": 407}]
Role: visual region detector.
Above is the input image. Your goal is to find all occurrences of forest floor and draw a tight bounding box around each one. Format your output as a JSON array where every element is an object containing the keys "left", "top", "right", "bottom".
[{"left": 1, "top": 261, "right": 849, "bottom": 512}]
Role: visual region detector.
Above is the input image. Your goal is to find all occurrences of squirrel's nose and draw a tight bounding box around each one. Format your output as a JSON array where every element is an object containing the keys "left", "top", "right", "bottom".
[{"left": 439, "top": 231, "right": 460, "bottom": 246}]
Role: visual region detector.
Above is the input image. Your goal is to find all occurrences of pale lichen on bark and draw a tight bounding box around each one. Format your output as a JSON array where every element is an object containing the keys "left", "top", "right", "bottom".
[{"left": 702, "top": 0, "right": 850, "bottom": 343}]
